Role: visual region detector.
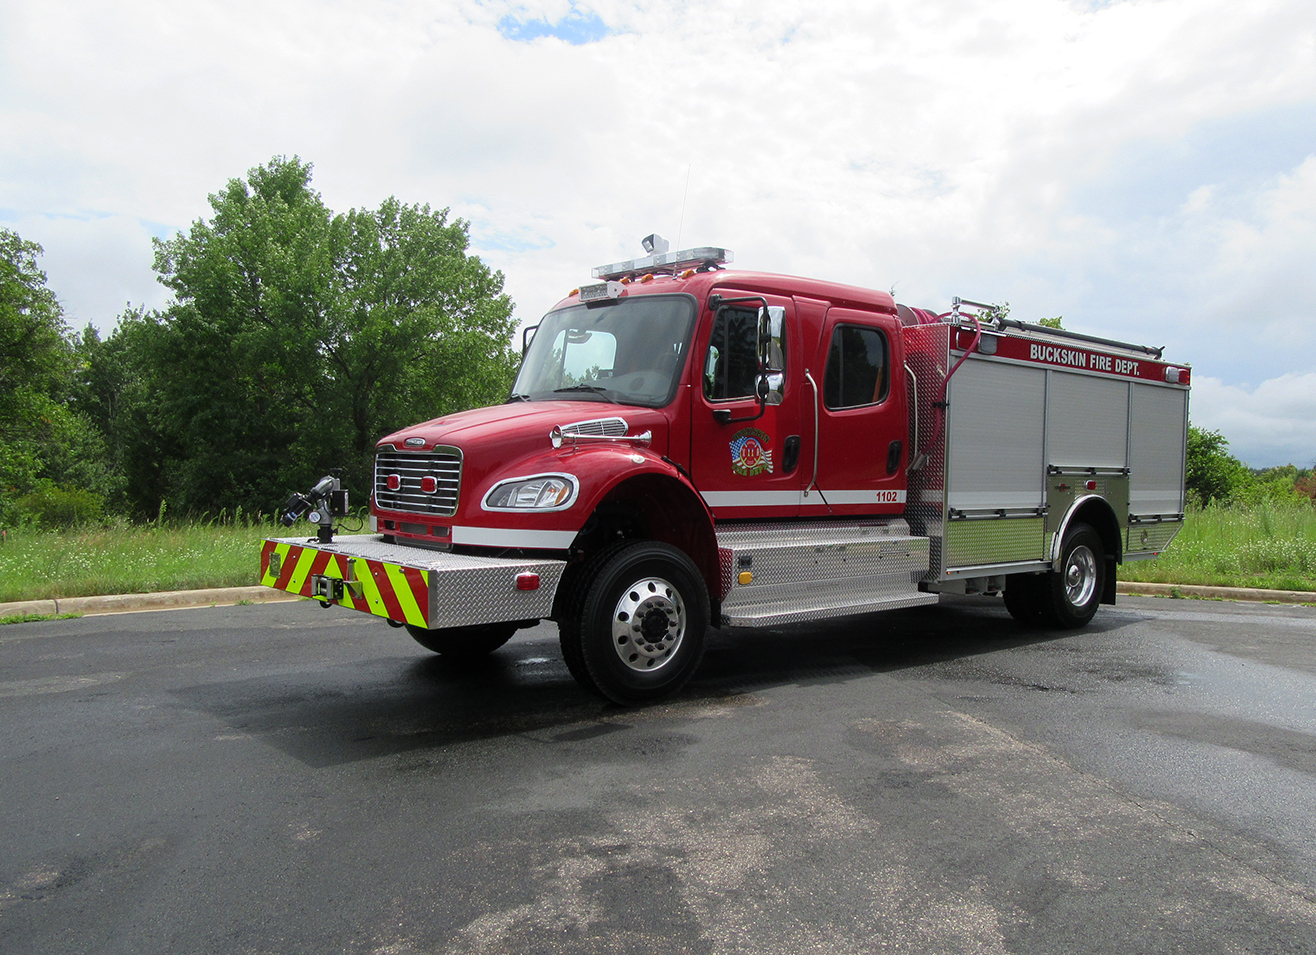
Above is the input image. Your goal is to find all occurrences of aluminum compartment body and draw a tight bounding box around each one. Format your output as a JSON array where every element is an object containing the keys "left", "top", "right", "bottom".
[{"left": 903, "top": 323, "right": 1188, "bottom": 579}]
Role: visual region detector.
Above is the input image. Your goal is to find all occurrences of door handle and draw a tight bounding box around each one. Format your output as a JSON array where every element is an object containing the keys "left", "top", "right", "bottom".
[{"left": 887, "top": 440, "right": 902, "bottom": 475}]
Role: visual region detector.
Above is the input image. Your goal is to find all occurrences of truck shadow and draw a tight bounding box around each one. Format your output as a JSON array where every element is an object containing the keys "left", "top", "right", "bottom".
[{"left": 174, "top": 595, "right": 1146, "bottom": 769}]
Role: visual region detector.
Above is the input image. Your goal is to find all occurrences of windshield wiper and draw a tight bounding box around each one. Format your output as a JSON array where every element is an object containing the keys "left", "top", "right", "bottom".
[
  {"left": 552, "top": 384, "right": 612, "bottom": 397},
  {"left": 506, "top": 393, "right": 533, "bottom": 402}
]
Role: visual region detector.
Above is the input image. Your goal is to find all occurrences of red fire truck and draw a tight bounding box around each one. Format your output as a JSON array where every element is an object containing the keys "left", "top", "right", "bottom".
[{"left": 261, "top": 241, "right": 1190, "bottom": 703}]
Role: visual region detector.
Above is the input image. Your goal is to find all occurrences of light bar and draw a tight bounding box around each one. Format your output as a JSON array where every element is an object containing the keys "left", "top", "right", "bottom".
[{"left": 592, "top": 246, "right": 733, "bottom": 280}]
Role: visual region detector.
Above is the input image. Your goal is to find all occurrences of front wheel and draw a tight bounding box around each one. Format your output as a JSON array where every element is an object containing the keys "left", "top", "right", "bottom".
[
  {"left": 566, "top": 541, "right": 709, "bottom": 705},
  {"left": 404, "top": 622, "right": 522, "bottom": 659},
  {"left": 1042, "top": 523, "right": 1105, "bottom": 628}
]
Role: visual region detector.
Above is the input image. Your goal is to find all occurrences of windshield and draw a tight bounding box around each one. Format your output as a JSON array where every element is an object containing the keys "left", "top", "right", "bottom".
[{"left": 511, "top": 294, "right": 696, "bottom": 407}]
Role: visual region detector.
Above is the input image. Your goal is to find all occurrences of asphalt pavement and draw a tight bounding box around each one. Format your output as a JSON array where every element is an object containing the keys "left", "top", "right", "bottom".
[{"left": 3, "top": 595, "right": 1315, "bottom": 954}]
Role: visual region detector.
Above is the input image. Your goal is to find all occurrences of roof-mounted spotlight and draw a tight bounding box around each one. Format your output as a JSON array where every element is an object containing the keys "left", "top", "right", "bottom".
[{"left": 641, "top": 234, "right": 669, "bottom": 254}]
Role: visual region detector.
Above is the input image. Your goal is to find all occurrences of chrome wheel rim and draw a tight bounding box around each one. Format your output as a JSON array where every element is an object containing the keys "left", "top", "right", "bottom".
[
  {"left": 610, "top": 576, "right": 685, "bottom": 672},
  {"left": 1064, "top": 544, "right": 1097, "bottom": 608}
]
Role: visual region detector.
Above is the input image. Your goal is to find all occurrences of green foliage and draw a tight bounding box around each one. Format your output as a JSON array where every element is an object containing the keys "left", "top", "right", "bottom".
[
  {"left": 0, "top": 229, "right": 79, "bottom": 525},
  {"left": 1185, "top": 425, "right": 1252, "bottom": 506},
  {"left": 80, "top": 156, "right": 520, "bottom": 516},
  {"left": 1036, "top": 316, "right": 1064, "bottom": 329},
  {"left": 1233, "top": 464, "right": 1310, "bottom": 508},
  {"left": 0, "top": 230, "right": 71, "bottom": 439},
  {"left": 1, "top": 612, "right": 83, "bottom": 626},
  {"left": 16, "top": 484, "right": 105, "bottom": 528}
]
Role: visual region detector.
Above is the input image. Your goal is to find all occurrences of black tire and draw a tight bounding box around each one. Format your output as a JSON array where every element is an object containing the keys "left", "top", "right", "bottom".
[
  {"left": 1041, "top": 522, "right": 1105, "bottom": 628},
  {"left": 1003, "top": 573, "right": 1047, "bottom": 625},
  {"left": 565, "top": 540, "right": 708, "bottom": 705},
  {"left": 555, "top": 549, "right": 618, "bottom": 698},
  {"left": 405, "top": 622, "right": 520, "bottom": 659}
]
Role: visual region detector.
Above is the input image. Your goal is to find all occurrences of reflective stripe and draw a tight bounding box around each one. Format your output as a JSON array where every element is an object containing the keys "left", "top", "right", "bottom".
[
  {"left": 816, "top": 489, "right": 907, "bottom": 505},
  {"left": 451, "top": 526, "right": 577, "bottom": 548},
  {"left": 384, "top": 562, "right": 427, "bottom": 627},
  {"left": 701, "top": 489, "right": 907, "bottom": 507},
  {"left": 286, "top": 546, "right": 320, "bottom": 594},
  {"left": 260, "top": 540, "right": 431, "bottom": 627},
  {"left": 700, "top": 491, "right": 802, "bottom": 507}
]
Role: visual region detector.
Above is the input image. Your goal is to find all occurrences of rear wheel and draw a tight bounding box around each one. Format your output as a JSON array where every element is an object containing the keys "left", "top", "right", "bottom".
[
  {"left": 1041, "top": 523, "right": 1105, "bottom": 628},
  {"left": 563, "top": 540, "right": 708, "bottom": 705},
  {"left": 405, "top": 622, "right": 521, "bottom": 659}
]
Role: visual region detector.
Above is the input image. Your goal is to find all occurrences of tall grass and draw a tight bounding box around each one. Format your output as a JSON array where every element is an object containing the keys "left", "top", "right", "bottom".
[
  {"left": 0, "top": 515, "right": 284, "bottom": 603},
  {"left": 1119, "top": 501, "right": 1316, "bottom": 591}
]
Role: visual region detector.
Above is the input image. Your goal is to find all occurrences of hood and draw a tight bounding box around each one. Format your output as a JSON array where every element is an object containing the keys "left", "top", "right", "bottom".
[{"left": 377, "top": 400, "right": 668, "bottom": 456}]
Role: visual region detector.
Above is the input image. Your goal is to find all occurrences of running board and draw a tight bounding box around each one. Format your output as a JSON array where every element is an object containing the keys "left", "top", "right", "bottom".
[{"left": 716, "top": 520, "right": 936, "bottom": 628}]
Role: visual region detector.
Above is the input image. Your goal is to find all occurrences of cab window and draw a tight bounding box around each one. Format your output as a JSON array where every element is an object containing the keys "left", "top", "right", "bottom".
[
  {"left": 823, "top": 325, "right": 888, "bottom": 409},
  {"left": 703, "top": 307, "right": 760, "bottom": 401}
]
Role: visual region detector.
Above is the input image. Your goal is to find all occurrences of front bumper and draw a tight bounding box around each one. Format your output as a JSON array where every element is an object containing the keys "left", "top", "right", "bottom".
[{"left": 259, "top": 535, "right": 566, "bottom": 629}]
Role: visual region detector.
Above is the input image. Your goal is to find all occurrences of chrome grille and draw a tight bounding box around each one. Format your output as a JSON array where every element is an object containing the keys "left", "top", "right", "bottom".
[
  {"left": 560, "top": 416, "right": 628, "bottom": 437},
  {"left": 375, "top": 446, "right": 462, "bottom": 517}
]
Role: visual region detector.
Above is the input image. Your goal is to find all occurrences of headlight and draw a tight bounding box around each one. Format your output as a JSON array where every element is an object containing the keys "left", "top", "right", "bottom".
[{"left": 482, "top": 474, "right": 579, "bottom": 511}]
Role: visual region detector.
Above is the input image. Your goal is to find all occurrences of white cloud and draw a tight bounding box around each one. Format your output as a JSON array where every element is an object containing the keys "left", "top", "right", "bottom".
[
  {"left": 1191, "top": 374, "right": 1316, "bottom": 469},
  {"left": 6, "top": 212, "right": 169, "bottom": 331},
  {"left": 1, "top": 0, "right": 1314, "bottom": 463}
]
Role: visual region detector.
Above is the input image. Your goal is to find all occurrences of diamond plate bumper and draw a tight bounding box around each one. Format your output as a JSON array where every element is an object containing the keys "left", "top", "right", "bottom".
[{"left": 260, "top": 535, "right": 566, "bottom": 629}]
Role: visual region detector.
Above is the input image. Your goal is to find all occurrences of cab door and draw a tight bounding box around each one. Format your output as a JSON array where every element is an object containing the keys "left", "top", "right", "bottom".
[
  {"left": 688, "top": 292, "right": 803, "bottom": 519},
  {"left": 805, "top": 307, "right": 908, "bottom": 516}
]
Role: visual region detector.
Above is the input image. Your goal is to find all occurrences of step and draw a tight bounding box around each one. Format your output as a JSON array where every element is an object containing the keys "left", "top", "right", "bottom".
[{"left": 716, "top": 519, "right": 934, "bottom": 628}]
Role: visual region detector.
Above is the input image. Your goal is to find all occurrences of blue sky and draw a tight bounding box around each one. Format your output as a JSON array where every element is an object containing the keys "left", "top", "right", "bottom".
[
  {"left": 498, "top": 4, "right": 611, "bottom": 44},
  {"left": 1, "top": 0, "right": 1314, "bottom": 466}
]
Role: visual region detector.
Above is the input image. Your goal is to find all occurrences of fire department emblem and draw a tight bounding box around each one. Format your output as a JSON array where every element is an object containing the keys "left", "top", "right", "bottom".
[{"left": 729, "top": 428, "right": 773, "bottom": 477}]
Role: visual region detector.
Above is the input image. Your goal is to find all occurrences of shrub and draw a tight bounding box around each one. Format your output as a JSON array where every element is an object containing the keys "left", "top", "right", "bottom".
[{"left": 18, "top": 485, "right": 106, "bottom": 528}]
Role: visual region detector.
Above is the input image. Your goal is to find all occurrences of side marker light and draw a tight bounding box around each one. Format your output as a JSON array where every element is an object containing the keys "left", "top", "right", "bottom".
[{"left": 516, "top": 572, "right": 540, "bottom": 591}]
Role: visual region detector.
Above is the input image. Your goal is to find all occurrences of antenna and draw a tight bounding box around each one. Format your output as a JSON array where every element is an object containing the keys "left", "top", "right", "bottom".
[{"left": 675, "top": 164, "right": 691, "bottom": 251}]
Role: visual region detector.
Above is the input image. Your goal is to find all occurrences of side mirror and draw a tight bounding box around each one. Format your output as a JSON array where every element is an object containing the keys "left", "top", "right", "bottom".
[
  {"left": 758, "top": 370, "right": 784, "bottom": 405},
  {"left": 756, "top": 305, "right": 786, "bottom": 405},
  {"left": 758, "top": 306, "right": 786, "bottom": 371}
]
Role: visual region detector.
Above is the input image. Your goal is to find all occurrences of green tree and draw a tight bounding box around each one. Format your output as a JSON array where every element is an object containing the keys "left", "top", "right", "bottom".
[
  {"left": 141, "top": 156, "right": 518, "bottom": 514},
  {"left": 69, "top": 315, "right": 169, "bottom": 515},
  {"left": 0, "top": 229, "right": 79, "bottom": 523},
  {"left": 1185, "top": 425, "right": 1251, "bottom": 507}
]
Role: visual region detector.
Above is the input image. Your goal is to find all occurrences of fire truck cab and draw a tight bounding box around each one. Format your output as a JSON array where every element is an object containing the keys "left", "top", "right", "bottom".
[{"left": 261, "top": 243, "right": 1190, "bottom": 704}]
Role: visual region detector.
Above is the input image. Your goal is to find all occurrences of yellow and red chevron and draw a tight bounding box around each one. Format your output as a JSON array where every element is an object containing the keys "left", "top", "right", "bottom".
[{"left": 259, "top": 540, "right": 429, "bottom": 627}]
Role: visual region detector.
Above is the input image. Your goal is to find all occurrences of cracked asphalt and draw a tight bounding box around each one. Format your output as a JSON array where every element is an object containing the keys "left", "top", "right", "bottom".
[{"left": 3, "top": 594, "right": 1315, "bottom": 954}]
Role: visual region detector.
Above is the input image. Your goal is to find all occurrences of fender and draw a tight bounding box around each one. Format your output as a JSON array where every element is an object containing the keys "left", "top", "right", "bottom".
[
  {"left": 565, "top": 446, "right": 721, "bottom": 601},
  {"left": 1050, "top": 493, "right": 1124, "bottom": 564},
  {"left": 566, "top": 446, "right": 707, "bottom": 518},
  {"left": 463, "top": 444, "right": 710, "bottom": 539}
]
